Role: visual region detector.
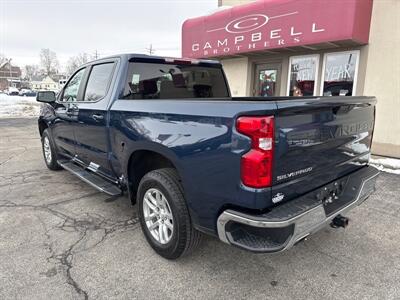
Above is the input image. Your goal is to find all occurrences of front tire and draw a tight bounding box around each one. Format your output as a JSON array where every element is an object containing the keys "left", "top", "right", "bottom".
[
  {"left": 137, "top": 168, "right": 202, "bottom": 259},
  {"left": 41, "top": 129, "right": 62, "bottom": 170}
]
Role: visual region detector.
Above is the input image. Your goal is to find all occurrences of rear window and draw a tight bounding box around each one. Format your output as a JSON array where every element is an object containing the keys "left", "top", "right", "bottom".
[{"left": 122, "top": 62, "right": 229, "bottom": 99}]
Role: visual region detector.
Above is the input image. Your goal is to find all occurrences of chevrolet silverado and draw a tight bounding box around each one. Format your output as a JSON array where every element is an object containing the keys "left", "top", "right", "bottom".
[{"left": 36, "top": 54, "right": 379, "bottom": 259}]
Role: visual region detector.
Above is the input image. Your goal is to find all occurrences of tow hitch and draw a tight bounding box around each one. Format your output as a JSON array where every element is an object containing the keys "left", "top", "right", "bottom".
[{"left": 330, "top": 215, "right": 349, "bottom": 228}]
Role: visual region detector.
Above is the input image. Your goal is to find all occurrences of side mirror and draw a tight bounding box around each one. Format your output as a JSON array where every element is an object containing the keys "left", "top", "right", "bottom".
[{"left": 36, "top": 91, "right": 56, "bottom": 103}]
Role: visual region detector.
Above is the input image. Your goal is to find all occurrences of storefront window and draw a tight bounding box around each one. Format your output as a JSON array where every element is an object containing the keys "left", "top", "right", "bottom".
[
  {"left": 321, "top": 51, "right": 359, "bottom": 96},
  {"left": 288, "top": 55, "right": 319, "bottom": 96},
  {"left": 258, "top": 69, "right": 278, "bottom": 97}
]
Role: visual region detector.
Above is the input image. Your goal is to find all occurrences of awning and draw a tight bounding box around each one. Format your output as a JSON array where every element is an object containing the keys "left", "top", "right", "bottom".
[{"left": 182, "top": 0, "right": 373, "bottom": 58}]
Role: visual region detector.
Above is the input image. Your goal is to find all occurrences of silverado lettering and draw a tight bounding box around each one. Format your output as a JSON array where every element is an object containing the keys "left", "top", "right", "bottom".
[
  {"left": 287, "top": 120, "right": 374, "bottom": 146},
  {"left": 277, "top": 167, "right": 313, "bottom": 181}
]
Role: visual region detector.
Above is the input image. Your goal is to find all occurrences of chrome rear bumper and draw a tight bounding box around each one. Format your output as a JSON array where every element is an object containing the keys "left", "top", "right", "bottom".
[{"left": 217, "top": 166, "right": 380, "bottom": 253}]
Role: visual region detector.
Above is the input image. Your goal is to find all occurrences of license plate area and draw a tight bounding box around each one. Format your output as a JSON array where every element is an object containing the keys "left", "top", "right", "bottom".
[{"left": 316, "top": 178, "right": 350, "bottom": 216}]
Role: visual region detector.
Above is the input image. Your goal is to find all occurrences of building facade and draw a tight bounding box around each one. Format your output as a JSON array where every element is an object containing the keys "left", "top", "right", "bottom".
[
  {"left": 0, "top": 61, "right": 22, "bottom": 90},
  {"left": 31, "top": 76, "right": 59, "bottom": 91},
  {"left": 182, "top": 0, "right": 400, "bottom": 158}
]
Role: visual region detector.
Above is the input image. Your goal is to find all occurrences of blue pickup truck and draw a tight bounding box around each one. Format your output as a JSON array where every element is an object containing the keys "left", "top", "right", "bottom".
[{"left": 36, "top": 54, "right": 379, "bottom": 259}]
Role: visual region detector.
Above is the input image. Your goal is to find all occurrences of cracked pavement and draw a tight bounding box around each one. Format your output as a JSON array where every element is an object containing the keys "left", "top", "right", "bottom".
[{"left": 0, "top": 118, "right": 399, "bottom": 300}]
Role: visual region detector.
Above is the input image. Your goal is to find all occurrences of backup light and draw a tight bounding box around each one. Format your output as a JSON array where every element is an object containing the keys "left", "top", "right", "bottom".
[{"left": 259, "top": 137, "right": 272, "bottom": 151}]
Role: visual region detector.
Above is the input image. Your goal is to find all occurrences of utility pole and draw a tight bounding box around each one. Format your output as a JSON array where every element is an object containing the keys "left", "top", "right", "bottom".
[
  {"left": 93, "top": 50, "right": 99, "bottom": 60},
  {"left": 8, "top": 58, "right": 12, "bottom": 88},
  {"left": 146, "top": 44, "right": 155, "bottom": 55}
]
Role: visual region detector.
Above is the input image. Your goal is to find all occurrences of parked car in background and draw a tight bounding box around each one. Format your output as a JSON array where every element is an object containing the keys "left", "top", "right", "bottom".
[
  {"left": 7, "top": 87, "right": 19, "bottom": 96},
  {"left": 19, "top": 89, "right": 37, "bottom": 97},
  {"left": 19, "top": 89, "right": 30, "bottom": 96},
  {"left": 36, "top": 54, "right": 379, "bottom": 259}
]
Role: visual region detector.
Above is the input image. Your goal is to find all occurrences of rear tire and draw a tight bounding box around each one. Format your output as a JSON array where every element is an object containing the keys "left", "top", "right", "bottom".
[
  {"left": 137, "top": 168, "right": 202, "bottom": 259},
  {"left": 41, "top": 129, "right": 62, "bottom": 171}
]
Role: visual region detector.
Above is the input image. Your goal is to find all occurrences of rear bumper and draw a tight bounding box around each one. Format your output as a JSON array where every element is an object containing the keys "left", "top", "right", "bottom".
[{"left": 217, "top": 165, "right": 380, "bottom": 253}]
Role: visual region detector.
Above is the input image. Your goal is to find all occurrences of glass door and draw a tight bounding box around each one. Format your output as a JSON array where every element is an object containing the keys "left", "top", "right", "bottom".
[{"left": 254, "top": 63, "right": 282, "bottom": 97}]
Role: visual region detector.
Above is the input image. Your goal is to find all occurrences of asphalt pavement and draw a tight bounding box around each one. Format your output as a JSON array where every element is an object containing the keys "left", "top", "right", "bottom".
[{"left": 0, "top": 118, "right": 399, "bottom": 300}]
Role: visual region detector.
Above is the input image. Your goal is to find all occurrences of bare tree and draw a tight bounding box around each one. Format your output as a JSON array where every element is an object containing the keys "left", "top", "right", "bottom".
[
  {"left": 40, "top": 48, "right": 59, "bottom": 76},
  {"left": 23, "top": 64, "right": 40, "bottom": 81},
  {"left": 0, "top": 53, "right": 6, "bottom": 65},
  {"left": 66, "top": 53, "right": 91, "bottom": 75}
]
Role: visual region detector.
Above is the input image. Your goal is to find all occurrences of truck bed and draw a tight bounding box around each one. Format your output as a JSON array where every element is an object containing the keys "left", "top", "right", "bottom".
[{"left": 110, "top": 95, "right": 376, "bottom": 232}]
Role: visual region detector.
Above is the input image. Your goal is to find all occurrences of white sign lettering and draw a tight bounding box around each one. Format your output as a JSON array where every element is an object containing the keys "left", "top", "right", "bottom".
[{"left": 191, "top": 12, "right": 326, "bottom": 56}]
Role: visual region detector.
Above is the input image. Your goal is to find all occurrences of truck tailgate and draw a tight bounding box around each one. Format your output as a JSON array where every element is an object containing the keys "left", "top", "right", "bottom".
[{"left": 272, "top": 96, "right": 376, "bottom": 202}]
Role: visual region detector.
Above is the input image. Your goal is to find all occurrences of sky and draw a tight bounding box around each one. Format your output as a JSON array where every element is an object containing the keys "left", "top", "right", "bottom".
[{"left": 0, "top": 0, "right": 217, "bottom": 71}]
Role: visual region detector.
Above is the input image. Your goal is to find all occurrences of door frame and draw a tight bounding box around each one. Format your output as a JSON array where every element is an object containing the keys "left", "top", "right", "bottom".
[
  {"left": 73, "top": 59, "right": 119, "bottom": 180},
  {"left": 252, "top": 61, "right": 283, "bottom": 97},
  {"left": 51, "top": 67, "right": 89, "bottom": 159}
]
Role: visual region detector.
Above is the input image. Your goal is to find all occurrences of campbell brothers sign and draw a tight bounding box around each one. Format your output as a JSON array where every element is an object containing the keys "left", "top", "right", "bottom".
[{"left": 182, "top": 0, "right": 372, "bottom": 58}]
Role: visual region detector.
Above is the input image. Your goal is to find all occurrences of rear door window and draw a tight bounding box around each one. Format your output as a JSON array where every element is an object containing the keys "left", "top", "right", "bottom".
[
  {"left": 84, "top": 63, "right": 115, "bottom": 102},
  {"left": 122, "top": 62, "right": 229, "bottom": 99}
]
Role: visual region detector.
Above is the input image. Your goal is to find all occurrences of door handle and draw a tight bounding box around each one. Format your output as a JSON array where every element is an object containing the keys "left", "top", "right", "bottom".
[
  {"left": 66, "top": 109, "right": 76, "bottom": 116},
  {"left": 92, "top": 114, "right": 104, "bottom": 121},
  {"left": 66, "top": 103, "right": 78, "bottom": 116}
]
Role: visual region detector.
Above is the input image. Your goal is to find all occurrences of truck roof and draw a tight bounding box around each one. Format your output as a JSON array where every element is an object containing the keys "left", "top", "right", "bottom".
[{"left": 88, "top": 53, "right": 221, "bottom": 66}]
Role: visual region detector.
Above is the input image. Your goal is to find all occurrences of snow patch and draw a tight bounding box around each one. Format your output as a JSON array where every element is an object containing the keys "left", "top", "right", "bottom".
[
  {"left": 0, "top": 94, "right": 41, "bottom": 118},
  {"left": 370, "top": 157, "right": 400, "bottom": 175}
]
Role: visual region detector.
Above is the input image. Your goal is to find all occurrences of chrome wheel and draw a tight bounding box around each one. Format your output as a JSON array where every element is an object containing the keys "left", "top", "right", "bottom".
[
  {"left": 143, "top": 188, "right": 174, "bottom": 244},
  {"left": 43, "top": 136, "right": 52, "bottom": 164}
]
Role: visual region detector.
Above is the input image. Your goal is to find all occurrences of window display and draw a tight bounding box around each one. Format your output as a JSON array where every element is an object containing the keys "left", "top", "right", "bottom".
[
  {"left": 287, "top": 55, "right": 319, "bottom": 96},
  {"left": 258, "top": 69, "right": 278, "bottom": 97},
  {"left": 321, "top": 51, "right": 359, "bottom": 96}
]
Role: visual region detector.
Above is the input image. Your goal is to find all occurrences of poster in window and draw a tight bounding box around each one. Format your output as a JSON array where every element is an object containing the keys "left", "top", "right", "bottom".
[
  {"left": 259, "top": 69, "right": 277, "bottom": 97},
  {"left": 322, "top": 51, "right": 359, "bottom": 96},
  {"left": 288, "top": 55, "right": 318, "bottom": 97}
]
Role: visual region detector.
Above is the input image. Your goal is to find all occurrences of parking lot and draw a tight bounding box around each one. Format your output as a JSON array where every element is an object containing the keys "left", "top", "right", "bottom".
[{"left": 0, "top": 118, "right": 399, "bottom": 300}]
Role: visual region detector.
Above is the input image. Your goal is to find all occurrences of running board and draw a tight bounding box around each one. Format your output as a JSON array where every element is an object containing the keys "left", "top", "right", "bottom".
[{"left": 58, "top": 160, "right": 122, "bottom": 196}]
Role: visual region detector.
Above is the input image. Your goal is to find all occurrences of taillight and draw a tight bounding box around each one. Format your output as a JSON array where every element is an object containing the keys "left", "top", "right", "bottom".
[{"left": 236, "top": 116, "right": 274, "bottom": 188}]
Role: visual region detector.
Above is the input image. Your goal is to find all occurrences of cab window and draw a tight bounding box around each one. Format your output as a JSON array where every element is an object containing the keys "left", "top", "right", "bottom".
[
  {"left": 122, "top": 62, "right": 229, "bottom": 99},
  {"left": 84, "top": 63, "right": 115, "bottom": 102},
  {"left": 62, "top": 68, "right": 85, "bottom": 102}
]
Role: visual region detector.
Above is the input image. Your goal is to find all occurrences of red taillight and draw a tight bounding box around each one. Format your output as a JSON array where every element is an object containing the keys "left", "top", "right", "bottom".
[{"left": 236, "top": 116, "right": 274, "bottom": 188}]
